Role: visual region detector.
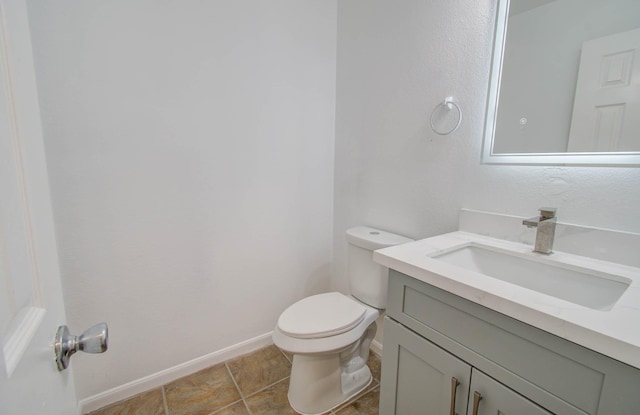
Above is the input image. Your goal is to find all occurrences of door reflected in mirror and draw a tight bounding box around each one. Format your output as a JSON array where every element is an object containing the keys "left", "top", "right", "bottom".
[{"left": 483, "top": 0, "right": 640, "bottom": 165}]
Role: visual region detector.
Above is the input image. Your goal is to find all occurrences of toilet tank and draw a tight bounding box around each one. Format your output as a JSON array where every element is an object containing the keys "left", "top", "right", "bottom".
[{"left": 346, "top": 226, "right": 413, "bottom": 309}]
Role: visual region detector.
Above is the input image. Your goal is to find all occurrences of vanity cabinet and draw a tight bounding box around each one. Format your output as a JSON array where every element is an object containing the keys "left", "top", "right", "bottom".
[
  {"left": 379, "top": 270, "right": 640, "bottom": 415},
  {"left": 381, "top": 317, "right": 552, "bottom": 414}
]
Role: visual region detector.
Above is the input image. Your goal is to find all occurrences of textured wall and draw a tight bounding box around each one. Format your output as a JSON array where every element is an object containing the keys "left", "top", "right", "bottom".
[
  {"left": 27, "top": 0, "right": 337, "bottom": 399},
  {"left": 333, "top": 0, "right": 640, "bottom": 295}
]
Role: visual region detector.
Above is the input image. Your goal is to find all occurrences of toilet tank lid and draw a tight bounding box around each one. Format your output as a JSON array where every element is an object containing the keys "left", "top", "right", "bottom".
[{"left": 346, "top": 226, "right": 413, "bottom": 251}]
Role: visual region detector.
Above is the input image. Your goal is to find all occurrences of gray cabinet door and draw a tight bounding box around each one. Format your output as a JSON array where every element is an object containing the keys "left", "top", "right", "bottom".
[
  {"left": 467, "top": 369, "right": 554, "bottom": 415},
  {"left": 380, "top": 317, "right": 471, "bottom": 415}
]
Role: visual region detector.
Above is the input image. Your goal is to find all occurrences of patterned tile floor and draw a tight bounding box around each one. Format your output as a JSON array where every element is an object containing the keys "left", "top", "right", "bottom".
[{"left": 85, "top": 345, "right": 381, "bottom": 415}]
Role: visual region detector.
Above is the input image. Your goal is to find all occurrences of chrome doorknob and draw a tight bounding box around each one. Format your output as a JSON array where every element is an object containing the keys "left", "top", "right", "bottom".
[{"left": 54, "top": 322, "right": 108, "bottom": 371}]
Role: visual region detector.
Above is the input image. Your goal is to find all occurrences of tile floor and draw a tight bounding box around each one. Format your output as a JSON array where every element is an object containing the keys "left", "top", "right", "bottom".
[{"left": 85, "top": 345, "right": 381, "bottom": 415}]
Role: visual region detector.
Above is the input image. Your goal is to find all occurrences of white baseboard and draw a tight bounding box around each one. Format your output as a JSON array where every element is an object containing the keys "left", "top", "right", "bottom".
[
  {"left": 78, "top": 332, "right": 273, "bottom": 414},
  {"left": 370, "top": 339, "right": 383, "bottom": 357}
]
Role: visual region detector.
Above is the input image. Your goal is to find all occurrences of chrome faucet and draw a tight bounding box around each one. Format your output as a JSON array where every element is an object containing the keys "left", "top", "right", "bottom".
[{"left": 522, "top": 207, "right": 557, "bottom": 255}]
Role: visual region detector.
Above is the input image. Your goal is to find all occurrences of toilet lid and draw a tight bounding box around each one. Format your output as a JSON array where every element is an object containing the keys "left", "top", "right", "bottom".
[{"left": 278, "top": 292, "right": 367, "bottom": 339}]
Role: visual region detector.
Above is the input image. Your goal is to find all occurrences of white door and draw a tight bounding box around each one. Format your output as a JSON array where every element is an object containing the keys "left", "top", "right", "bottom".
[
  {"left": 568, "top": 27, "right": 640, "bottom": 152},
  {"left": 0, "top": 1, "right": 78, "bottom": 413}
]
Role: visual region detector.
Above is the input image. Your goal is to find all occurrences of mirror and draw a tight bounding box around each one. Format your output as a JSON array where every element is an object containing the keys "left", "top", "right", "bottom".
[{"left": 483, "top": 0, "right": 640, "bottom": 165}]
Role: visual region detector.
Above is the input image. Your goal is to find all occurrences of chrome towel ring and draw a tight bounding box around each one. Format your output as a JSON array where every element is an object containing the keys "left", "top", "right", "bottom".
[{"left": 430, "top": 96, "right": 462, "bottom": 135}]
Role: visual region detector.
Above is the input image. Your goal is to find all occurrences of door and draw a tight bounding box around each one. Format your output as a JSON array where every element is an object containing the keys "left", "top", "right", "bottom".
[
  {"left": 0, "top": 1, "right": 78, "bottom": 413},
  {"left": 466, "top": 369, "right": 553, "bottom": 415},
  {"left": 379, "top": 317, "right": 471, "bottom": 415},
  {"left": 567, "top": 27, "right": 640, "bottom": 152}
]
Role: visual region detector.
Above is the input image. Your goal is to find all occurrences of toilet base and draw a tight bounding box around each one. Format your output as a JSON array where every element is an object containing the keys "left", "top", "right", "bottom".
[
  {"left": 286, "top": 322, "right": 377, "bottom": 415},
  {"left": 287, "top": 353, "right": 372, "bottom": 415}
]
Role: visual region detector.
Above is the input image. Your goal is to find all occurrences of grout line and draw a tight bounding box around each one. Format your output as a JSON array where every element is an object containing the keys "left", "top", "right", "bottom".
[
  {"left": 225, "top": 344, "right": 291, "bottom": 401},
  {"left": 224, "top": 362, "right": 247, "bottom": 400},
  {"left": 161, "top": 386, "right": 170, "bottom": 415},
  {"left": 276, "top": 346, "right": 293, "bottom": 364},
  {"left": 208, "top": 399, "right": 246, "bottom": 415},
  {"left": 224, "top": 362, "right": 254, "bottom": 415},
  {"left": 241, "top": 376, "right": 290, "bottom": 400},
  {"left": 241, "top": 400, "right": 253, "bottom": 415},
  {"left": 332, "top": 382, "right": 379, "bottom": 414}
]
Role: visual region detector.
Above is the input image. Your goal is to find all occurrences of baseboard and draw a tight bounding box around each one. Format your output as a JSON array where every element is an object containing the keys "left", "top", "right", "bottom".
[
  {"left": 78, "top": 332, "right": 273, "bottom": 414},
  {"left": 370, "top": 339, "right": 383, "bottom": 357}
]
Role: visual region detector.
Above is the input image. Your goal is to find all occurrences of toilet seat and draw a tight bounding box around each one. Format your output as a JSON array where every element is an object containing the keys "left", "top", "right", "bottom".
[
  {"left": 278, "top": 292, "right": 366, "bottom": 339},
  {"left": 273, "top": 292, "right": 380, "bottom": 355}
]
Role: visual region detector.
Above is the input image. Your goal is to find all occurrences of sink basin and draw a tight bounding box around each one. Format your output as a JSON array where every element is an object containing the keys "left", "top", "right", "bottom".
[{"left": 432, "top": 244, "right": 631, "bottom": 311}]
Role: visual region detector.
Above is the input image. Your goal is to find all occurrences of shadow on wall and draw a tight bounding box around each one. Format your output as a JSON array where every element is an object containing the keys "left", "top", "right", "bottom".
[{"left": 303, "top": 263, "right": 333, "bottom": 298}]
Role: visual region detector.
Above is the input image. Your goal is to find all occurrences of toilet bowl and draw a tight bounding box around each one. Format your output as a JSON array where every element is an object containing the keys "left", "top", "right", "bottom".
[
  {"left": 273, "top": 227, "right": 412, "bottom": 415},
  {"left": 273, "top": 292, "right": 379, "bottom": 415}
]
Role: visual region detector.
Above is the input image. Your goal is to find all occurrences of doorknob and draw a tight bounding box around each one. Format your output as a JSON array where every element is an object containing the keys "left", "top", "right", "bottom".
[{"left": 54, "top": 323, "right": 108, "bottom": 371}]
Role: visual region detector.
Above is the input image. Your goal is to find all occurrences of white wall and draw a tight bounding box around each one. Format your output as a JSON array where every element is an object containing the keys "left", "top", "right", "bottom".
[
  {"left": 333, "top": 0, "right": 640, "bottom": 293},
  {"left": 27, "top": 0, "right": 337, "bottom": 400}
]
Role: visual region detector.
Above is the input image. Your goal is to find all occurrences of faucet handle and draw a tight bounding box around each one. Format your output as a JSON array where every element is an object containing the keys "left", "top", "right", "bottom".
[{"left": 539, "top": 207, "right": 557, "bottom": 219}]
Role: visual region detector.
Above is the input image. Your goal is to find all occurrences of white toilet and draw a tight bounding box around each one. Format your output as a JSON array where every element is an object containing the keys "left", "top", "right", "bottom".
[{"left": 272, "top": 226, "right": 412, "bottom": 415}]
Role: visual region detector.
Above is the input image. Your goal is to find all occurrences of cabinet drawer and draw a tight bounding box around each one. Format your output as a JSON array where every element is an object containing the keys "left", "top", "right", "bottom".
[{"left": 387, "top": 270, "right": 640, "bottom": 415}]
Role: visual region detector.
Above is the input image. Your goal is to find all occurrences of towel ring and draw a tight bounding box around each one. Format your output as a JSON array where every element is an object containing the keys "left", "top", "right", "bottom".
[{"left": 430, "top": 97, "right": 462, "bottom": 135}]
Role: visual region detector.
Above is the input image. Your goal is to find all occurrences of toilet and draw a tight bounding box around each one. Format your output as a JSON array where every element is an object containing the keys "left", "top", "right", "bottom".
[{"left": 272, "top": 226, "right": 413, "bottom": 415}]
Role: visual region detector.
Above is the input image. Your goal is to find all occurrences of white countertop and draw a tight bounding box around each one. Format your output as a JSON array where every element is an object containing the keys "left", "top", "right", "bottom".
[{"left": 374, "top": 231, "right": 640, "bottom": 370}]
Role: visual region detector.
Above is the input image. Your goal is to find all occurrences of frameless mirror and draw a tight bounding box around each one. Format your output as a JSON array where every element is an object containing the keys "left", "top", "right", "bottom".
[{"left": 483, "top": 0, "right": 640, "bottom": 165}]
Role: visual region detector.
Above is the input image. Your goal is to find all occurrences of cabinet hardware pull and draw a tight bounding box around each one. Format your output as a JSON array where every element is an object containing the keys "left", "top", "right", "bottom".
[
  {"left": 472, "top": 391, "right": 483, "bottom": 415},
  {"left": 450, "top": 377, "right": 460, "bottom": 415}
]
